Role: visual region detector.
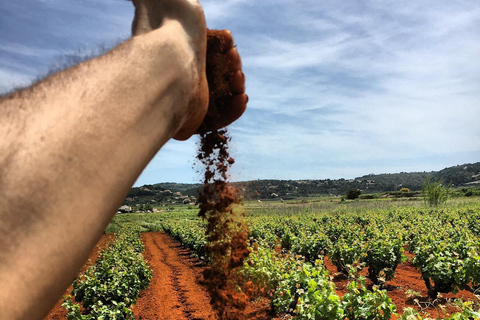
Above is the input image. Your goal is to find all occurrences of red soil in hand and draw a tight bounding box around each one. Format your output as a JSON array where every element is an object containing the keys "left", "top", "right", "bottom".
[
  {"left": 199, "top": 30, "right": 233, "bottom": 134},
  {"left": 196, "top": 30, "right": 251, "bottom": 320},
  {"left": 43, "top": 234, "right": 115, "bottom": 320}
]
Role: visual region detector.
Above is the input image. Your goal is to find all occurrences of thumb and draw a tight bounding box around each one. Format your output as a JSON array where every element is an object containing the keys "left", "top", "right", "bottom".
[{"left": 129, "top": 0, "right": 160, "bottom": 36}]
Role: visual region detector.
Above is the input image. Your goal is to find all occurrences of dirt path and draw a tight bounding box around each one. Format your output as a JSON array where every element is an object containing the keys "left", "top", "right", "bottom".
[{"left": 132, "top": 232, "right": 217, "bottom": 320}]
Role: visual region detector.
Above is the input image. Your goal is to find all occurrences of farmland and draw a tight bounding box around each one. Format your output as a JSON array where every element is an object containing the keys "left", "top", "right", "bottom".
[{"left": 47, "top": 196, "right": 480, "bottom": 319}]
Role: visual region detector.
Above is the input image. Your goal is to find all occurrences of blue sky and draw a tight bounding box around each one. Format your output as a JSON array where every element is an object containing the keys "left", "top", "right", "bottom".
[{"left": 1, "top": 0, "right": 479, "bottom": 186}]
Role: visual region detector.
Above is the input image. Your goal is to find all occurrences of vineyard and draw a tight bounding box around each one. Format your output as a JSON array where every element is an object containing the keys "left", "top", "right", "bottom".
[{"left": 47, "top": 198, "right": 480, "bottom": 319}]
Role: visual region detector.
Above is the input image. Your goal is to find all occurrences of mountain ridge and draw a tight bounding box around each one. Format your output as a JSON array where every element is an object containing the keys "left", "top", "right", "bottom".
[{"left": 123, "top": 162, "right": 480, "bottom": 206}]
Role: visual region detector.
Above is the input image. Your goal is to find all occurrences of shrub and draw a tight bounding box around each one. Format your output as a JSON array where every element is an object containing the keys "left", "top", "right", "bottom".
[
  {"left": 400, "top": 187, "right": 410, "bottom": 192},
  {"left": 365, "top": 235, "right": 404, "bottom": 287},
  {"left": 346, "top": 188, "right": 362, "bottom": 200},
  {"left": 411, "top": 239, "right": 465, "bottom": 299},
  {"left": 342, "top": 276, "right": 396, "bottom": 320},
  {"left": 359, "top": 194, "right": 378, "bottom": 200},
  {"left": 273, "top": 261, "right": 344, "bottom": 319},
  {"left": 63, "top": 230, "right": 152, "bottom": 319},
  {"left": 422, "top": 177, "right": 449, "bottom": 207},
  {"left": 330, "top": 237, "right": 365, "bottom": 276},
  {"left": 293, "top": 232, "right": 330, "bottom": 262}
]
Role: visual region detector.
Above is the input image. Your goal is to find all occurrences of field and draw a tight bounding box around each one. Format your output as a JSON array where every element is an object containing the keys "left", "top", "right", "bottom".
[{"left": 46, "top": 196, "right": 480, "bottom": 319}]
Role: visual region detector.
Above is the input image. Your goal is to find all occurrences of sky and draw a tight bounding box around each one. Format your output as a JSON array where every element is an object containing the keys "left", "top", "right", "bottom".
[{"left": 1, "top": 0, "right": 479, "bottom": 186}]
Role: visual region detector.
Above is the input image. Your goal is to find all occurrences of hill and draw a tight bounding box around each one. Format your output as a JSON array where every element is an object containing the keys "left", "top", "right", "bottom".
[{"left": 122, "top": 162, "right": 480, "bottom": 207}]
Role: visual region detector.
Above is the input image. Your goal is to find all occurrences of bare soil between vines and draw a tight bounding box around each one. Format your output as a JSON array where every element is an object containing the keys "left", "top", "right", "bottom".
[
  {"left": 45, "top": 232, "right": 477, "bottom": 319},
  {"left": 323, "top": 252, "right": 477, "bottom": 319}
]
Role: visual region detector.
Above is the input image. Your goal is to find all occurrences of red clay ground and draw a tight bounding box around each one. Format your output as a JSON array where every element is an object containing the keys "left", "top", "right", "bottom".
[
  {"left": 133, "top": 232, "right": 271, "bottom": 320},
  {"left": 44, "top": 233, "right": 115, "bottom": 320},
  {"left": 323, "top": 253, "right": 478, "bottom": 319},
  {"left": 44, "top": 232, "right": 270, "bottom": 320},
  {"left": 45, "top": 233, "right": 478, "bottom": 319},
  {"left": 132, "top": 232, "right": 216, "bottom": 320}
]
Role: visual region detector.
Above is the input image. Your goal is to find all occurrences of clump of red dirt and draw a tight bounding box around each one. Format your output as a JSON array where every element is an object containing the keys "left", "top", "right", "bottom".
[{"left": 196, "top": 30, "right": 250, "bottom": 320}]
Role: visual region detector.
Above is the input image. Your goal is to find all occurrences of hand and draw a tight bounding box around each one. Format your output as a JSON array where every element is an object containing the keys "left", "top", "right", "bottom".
[
  {"left": 199, "top": 29, "right": 248, "bottom": 136},
  {"left": 130, "top": 0, "right": 247, "bottom": 140}
]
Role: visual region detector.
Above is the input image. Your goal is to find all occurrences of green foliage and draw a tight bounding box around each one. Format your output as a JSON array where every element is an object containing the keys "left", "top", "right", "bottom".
[
  {"left": 364, "top": 233, "right": 404, "bottom": 287},
  {"left": 137, "top": 204, "right": 153, "bottom": 212},
  {"left": 242, "top": 246, "right": 296, "bottom": 292},
  {"left": 434, "top": 162, "right": 480, "bottom": 187},
  {"left": 346, "top": 188, "right": 362, "bottom": 200},
  {"left": 342, "top": 277, "right": 396, "bottom": 320},
  {"left": 161, "top": 221, "right": 207, "bottom": 259},
  {"left": 273, "top": 261, "right": 344, "bottom": 319},
  {"left": 422, "top": 177, "right": 449, "bottom": 207},
  {"left": 399, "top": 302, "right": 480, "bottom": 320},
  {"left": 411, "top": 237, "right": 470, "bottom": 298},
  {"left": 452, "top": 187, "right": 480, "bottom": 198},
  {"left": 359, "top": 194, "right": 379, "bottom": 200},
  {"left": 459, "top": 248, "right": 480, "bottom": 293},
  {"left": 109, "top": 200, "right": 480, "bottom": 319},
  {"left": 330, "top": 236, "right": 366, "bottom": 276},
  {"left": 293, "top": 232, "right": 330, "bottom": 262},
  {"left": 63, "top": 297, "right": 134, "bottom": 320},
  {"left": 63, "top": 229, "right": 152, "bottom": 319},
  {"left": 281, "top": 231, "right": 296, "bottom": 251}
]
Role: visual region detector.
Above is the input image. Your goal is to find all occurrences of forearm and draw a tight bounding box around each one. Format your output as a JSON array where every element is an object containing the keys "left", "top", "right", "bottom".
[{"left": 0, "top": 21, "right": 194, "bottom": 320}]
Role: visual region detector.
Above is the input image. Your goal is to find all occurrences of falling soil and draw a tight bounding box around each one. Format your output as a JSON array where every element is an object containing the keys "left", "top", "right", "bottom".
[
  {"left": 195, "top": 30, "right": 251, "bottom": 320},
  {"left": 43, "top": 234, "right": 115, "bottom": 320}
]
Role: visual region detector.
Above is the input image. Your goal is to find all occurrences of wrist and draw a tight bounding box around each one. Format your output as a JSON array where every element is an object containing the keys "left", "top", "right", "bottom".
[
  {"left": 137, "top": 20, "right": 202, "bottom": 138},
  {"left": 121, "top": 21, "right": 198, "bottom": 140}
]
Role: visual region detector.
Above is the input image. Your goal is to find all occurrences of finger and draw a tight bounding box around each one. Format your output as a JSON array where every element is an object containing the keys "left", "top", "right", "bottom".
[
  {"left": 217, "top": 93, "right": 248, "bottom": 129},
  {"left": 226, "top": 47, "right": 242, "bottom": 70},
  {"left": 229, "top": 70, "right": 245, "bottom": 94},
  {"left": 218, "top": 29, "right": 234, "bottom": 52}
]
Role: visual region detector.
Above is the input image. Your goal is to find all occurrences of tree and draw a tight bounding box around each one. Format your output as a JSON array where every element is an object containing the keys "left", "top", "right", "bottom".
[
  {"left": 346, "top": 188, "right": 361, "bottom": 200},
  {"left": 422, "top": 177, "right": 449, "bottom": 207}
]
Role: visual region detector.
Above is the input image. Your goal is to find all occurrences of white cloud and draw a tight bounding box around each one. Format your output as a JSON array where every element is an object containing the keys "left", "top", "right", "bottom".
[
  {"left": 202, "top": 0, "right": 250, "bottom": 26},
  {"left": 2, "top": 0, "right": 479, "bottom": 184},
  {"left": 0, "top": 43, "right": 59, "bottom": 58},
  {"left": 237, "top": 0, "right": 480, "bottom": 164}
]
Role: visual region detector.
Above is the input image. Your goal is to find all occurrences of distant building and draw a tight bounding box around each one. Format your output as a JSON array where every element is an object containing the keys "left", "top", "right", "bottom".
[{"left": 118, "top": 205, "right": 133, "bottom": 213}]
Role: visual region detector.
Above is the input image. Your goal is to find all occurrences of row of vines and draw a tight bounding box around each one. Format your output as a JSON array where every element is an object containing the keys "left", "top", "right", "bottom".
[
  {"left": 63, "top": 227, "right": 152, "bottom": 320},
  {"left": 157, "top": 205, "right": 480, "bottom": 319}
]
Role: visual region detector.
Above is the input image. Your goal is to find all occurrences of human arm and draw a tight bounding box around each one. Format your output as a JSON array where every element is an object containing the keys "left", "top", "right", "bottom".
[{"left": 0, "top": 0, "right": 246, "bottom": 319}]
